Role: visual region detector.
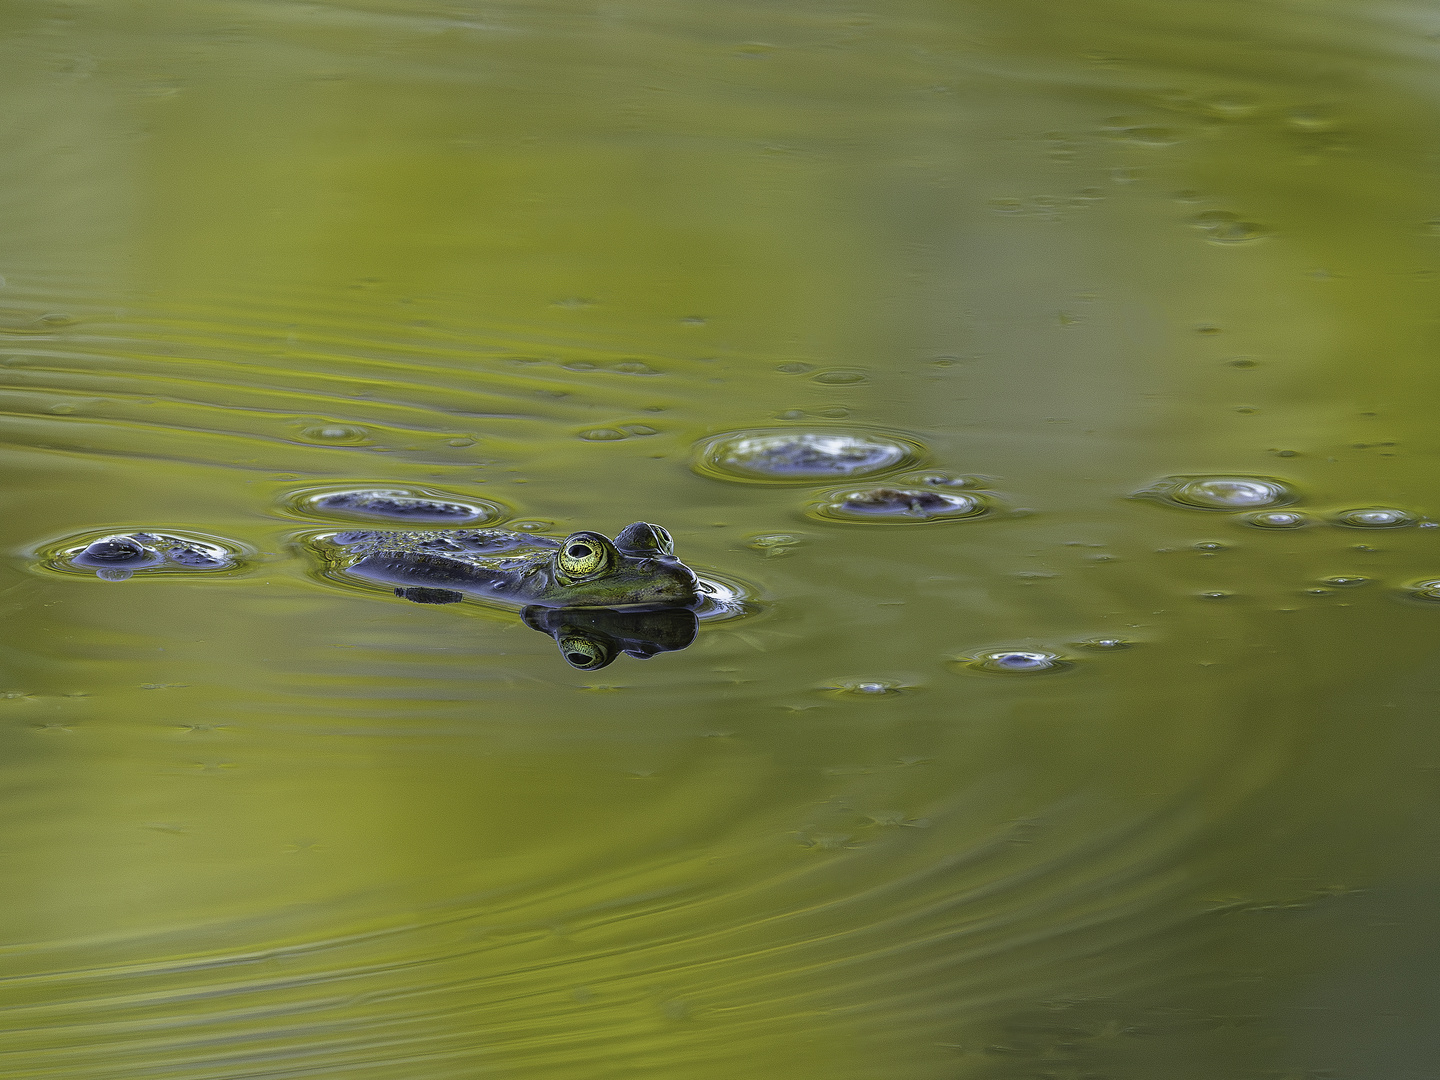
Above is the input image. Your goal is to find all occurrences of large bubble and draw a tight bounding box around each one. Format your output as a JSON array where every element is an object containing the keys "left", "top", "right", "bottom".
[
  {"left": 809, "top": 486, "right": 989, "bottom": 524},
  {"left": 1330, "top": 507, "right": 1415, "bottom": 529},
  {"left": 692, "top": 428, "right": 923, "bottom": 483},
  {"left": 1136, "top": 475, "right": 1296, "bottom": 511},
  {"left": 290, "top": 486, "right": 505, "bottom": 524}
]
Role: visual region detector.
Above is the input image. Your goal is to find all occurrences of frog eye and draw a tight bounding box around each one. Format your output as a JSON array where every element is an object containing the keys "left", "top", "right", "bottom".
[
  {"left": 557, "top": 635, "right": 614, "bottom": 669},
  {"left": 556, "top": 531, "right": 617, "bottom": 580}
]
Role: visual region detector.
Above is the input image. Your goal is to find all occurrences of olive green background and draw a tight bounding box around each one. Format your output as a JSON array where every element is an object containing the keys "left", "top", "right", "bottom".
[{"left": 2, "top": 1, "right": 1440, "bottom": 1077}]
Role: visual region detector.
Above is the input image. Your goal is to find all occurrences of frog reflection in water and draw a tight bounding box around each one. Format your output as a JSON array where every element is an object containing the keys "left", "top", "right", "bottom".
[
  {"left": 522, "top": 606, "right": 698, "bottom": 669},
  {"left": 315, "top": 521, "right": 702, "bottom": 609}
]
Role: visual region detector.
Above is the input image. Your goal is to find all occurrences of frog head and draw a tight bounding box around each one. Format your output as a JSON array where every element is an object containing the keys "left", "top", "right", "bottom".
[{"left": 540, "top": 522, "right": 701, "bottom": 608}]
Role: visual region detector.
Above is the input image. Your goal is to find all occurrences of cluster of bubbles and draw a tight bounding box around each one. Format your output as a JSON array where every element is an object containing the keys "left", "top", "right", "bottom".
[
  {"left": 49, "top": 532, "right": 243, "bottom": 581},
  {"left": 1135, "top": 475, "right": 1424, "bottom": 531},
  {"left": 693, "top": 428, "right": 999, "bottom": 525}
]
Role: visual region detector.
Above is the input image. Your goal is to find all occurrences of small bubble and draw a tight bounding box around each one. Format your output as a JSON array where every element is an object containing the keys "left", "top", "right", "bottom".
[
  {"left": 579, "top": 428, "right": 627, "bottom": 441},
  {"left": 961, "top": 650, "right": 1072, "bottom": 674},
  {"left": 1318, "top": 576, "right": 1368, "bottom": 587},
  {"left": 747, "top": 533, "right": 802, "bottom": 557},
  {"left": 680, "top": 316, "right": 707, "bottom": 326},
  {"left": 511, "top": 520, "right": 553, "bottom": 532},
  {"left": 612, "top": 361, "right": 657, "bottom": 374},
  {"left": 299, "top": 424, "right": 367, "bottom": 444},
  {"left": 446, "top": 438, "right": 474, "bottom": 447},
  {"left": 825, "top": 680, "right": 904, "bottom": 695},
  {"left": 1243, "top": 510, "right": 1309, "bottom": 529},
  {"left": 1198, "top": 591, "right": 1232, "bottom": 599},
  {"left": 1191, "top": 212, "right": 1268, "bottom": 243},
  {"left": 776, "top": 362, "right": 813, "bottom": 374},
  {"left": 95, "top": 568, "right": 133, "bottom": 582},
  {"left": 1193, "top": 541, "right": 1228, "bottom": 552},
  {"left": 1228, "top": 357, "right": 1259, "bottom": 367},
  {"left": 1139, "top": 475, "right": 1295, "bottom": 511},
  {"left": 811, "top": 370, "right": 868, "bottom": 385},
  {"left": 1331, "top": 507, "right": 1414, "bottom": 529},
  {"left": 1210, "top": 222, "right": 1268, "bottom": 243},
  {"left": 1407, "top": 579, "right": 1440, "bottom": 601},
  {"left": 1074, "top": 637, "right": 1132, "bottom": 649},
  {"left": 898, "top": 471, "right": 977, "bottom": 488}
]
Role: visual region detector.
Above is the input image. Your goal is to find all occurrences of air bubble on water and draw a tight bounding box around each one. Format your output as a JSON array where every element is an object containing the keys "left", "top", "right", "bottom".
[
  {"left": 1192, "top": 211, "right": 1268, "bottom": 243},
  {"left": 612, "top": 361, "right": 657, "bottom": 375},
  {"left": 962, "top": 650, "right": 1072, "bottom": 674},
  {"left": 693, "top": 428, "right": 923, "bottom": 483},
  {"left": 1075, "top": 638, "right": 1132, "bottom": 649},
  {"left": 1138, "top": 475, "right": 1296, "bottom": 511},
  {"left": 579, "top": 428, "right": 627, "bottom": 441},
  {"left": 1198, "top": 591, "right": 1232, "bottom": 599},
  {"left": 897, "top": 471, "right": 981, "bottom": 489},
  {"left": 825, "top": 680, "right": 905, "bottom": 695},
  {"left": 1319, "top": 576, "right": 1368, "bottom": 587},
  {"left": 301, "top": 488, "right": 501, "bottom": 524},
  {"left": 776, "top": 363, "right": 813, "bottom": 374},
  {"left": 299, "top": 424, "right": 367, "bottom": 444},
  {"left": 811, "top": 370, "right": 868, "bottom": 385},
  {"left": 747, "top": 534, "right": 803, "bottom": 557},
  {"left": 1242, "top": 510, "right": 1309, "bottom": 529},
  {"left": 811, "top": 487, "right": 988, "bottom": 524},
  {"left": 1331, "top": 507, "right": 1415, "bottom": 528},
  {"left": 1193, "top": 541, "right": 1228, "bottom": 552},
  {"left": 1407, "top": 579, "right": 1440, "bottom": 601}
]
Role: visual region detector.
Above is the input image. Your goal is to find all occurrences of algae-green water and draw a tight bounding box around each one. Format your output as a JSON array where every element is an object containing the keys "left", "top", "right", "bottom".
[{"left": 3, "top": 1, "right": 1440, "bottom": 1077}]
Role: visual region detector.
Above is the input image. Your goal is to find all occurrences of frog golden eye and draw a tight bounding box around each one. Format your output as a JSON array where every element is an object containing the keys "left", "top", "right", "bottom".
[
  {"left": 557, "top": 531, "right": 616, "bottom": 580},
  {"left": 557, "top": 635, "right": 613, "bottom": 669}
]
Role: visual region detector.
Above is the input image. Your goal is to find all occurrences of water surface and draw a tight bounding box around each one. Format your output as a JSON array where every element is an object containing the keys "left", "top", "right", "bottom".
[{"left": 3, "top": 1, "right": 1440, "bottom": 1077}]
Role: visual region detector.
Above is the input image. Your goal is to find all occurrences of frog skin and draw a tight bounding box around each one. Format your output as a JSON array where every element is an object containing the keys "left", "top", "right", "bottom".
[{"left": 312, "top": 521, "right": 703, "bottom": 609}]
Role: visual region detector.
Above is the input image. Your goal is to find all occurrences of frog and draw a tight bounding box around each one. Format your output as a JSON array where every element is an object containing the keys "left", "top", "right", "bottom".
[{"left": 309, "top": 521, "right": 703, "bottom": 609}]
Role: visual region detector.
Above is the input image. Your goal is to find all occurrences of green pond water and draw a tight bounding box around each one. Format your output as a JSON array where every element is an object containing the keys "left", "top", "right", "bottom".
[{"left": 3, "top": 1, "right": 1440, "bottom": 1077}]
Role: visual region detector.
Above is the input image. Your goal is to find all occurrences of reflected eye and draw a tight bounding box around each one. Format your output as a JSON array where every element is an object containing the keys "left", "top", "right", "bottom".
[
  {"left": 557, "top": 532, "right": 615, "bottom": 579},
  {"left": 557, "top": 635, "right": 612, "bottom": 669}
]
